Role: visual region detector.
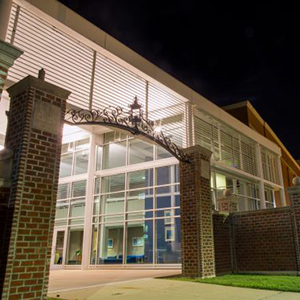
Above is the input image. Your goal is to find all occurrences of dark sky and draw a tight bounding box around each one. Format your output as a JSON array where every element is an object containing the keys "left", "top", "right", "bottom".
[{"left": 59, "top": 1, "right": 300, "bottom": 159}]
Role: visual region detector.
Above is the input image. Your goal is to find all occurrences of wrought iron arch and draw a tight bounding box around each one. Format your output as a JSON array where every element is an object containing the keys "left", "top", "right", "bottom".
[{"left": 65, "top": 97, "right": 190, "bottom": 162}]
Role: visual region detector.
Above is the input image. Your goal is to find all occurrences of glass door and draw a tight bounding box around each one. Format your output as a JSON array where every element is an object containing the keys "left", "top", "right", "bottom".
[{"left": 51, "top": 228, "right": 67, "bottom": 269}]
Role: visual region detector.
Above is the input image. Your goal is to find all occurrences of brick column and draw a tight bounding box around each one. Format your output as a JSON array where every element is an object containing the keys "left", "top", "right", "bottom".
[
  {"left": 180, "top": 145, "right": 215, "bottom": 278},
  {"left": 287, "top": 177, "right": 300, "bottom": 274},
  {"left": 0, "top": 74, "right": 70, "bottom": 299},
  {"left": 0, "top": 39, "right": 23, "bottom": 96}
]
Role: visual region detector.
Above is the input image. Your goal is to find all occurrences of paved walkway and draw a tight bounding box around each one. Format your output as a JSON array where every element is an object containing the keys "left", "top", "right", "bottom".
[
  {"left": 48, "top": 269, "right": 181, "bottom": 293},
  {"left": 48, "top": 271, "right": 300, "bottom": 300}
]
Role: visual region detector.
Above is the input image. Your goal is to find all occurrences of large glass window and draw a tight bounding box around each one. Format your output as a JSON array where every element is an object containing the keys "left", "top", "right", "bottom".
[
  {"left": 91, "top": 164, "right": 180, "bottom": 266},
  {"left": 59, "top": 138, "right": 90, "bottom": 178},
  {"left": 101, "top": 193, "right": 125, "bottom": 215},
  {"left": 127, "top": 189, "right": 153, "bottom": 212},
  {"left": 102, "top": 174, "right": 125, "bottom": 193},
  {"left": 129, "top": 139, "right": 154, "bottom": 165},
  {"left": 55, "top": 180, "right": 87, "bottom": 226},
  {"left": 126, "top": 220, "right": 153, "bottom": 264},
  {"left": 99, "top": 131, "right": 176, "bottom": 171},
  {"left": 103, "top": 141, "right": 126, "bottom": 169},
  {"left": 67, "top": 227, "right": 84, "bottom": 265},
  {"left": 156, "top": 217, "right": 181, "bottom": 264},
  {"left": 98, "top": 223, "right": 124, "bottom": 264},
  {"left": 128, "top": 169, "right": 153, "bottom": 190},
  {"left": 211, "top": 171, "right": 261, "bottom": 212},
  {"left": 265, "top": 187, "right": 275, "bottom": 208}
]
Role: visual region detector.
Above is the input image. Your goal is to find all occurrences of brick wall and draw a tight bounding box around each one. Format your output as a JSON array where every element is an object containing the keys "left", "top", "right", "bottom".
[
  {"left": 213, "top": 213, "right": 231, "bottom": 275},
  {"left": 0, "top": 75, "right": 69, "bottom": 300},
  {"left": 231, "top": 207, "right": 298, "bottom": 273}
]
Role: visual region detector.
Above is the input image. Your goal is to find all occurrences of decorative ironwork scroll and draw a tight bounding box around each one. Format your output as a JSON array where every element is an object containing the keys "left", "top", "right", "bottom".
[{"left": 65, "top": 98, "right": 190, "bottom": 163}]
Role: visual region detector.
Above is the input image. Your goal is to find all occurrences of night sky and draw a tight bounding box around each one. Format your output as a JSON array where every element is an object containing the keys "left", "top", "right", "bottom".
[{"left": 59, "top": 1, "right": 300, "bottom": 160}]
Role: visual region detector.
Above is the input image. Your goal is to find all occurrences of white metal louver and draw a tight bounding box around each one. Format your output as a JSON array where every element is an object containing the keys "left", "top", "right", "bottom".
[
  {"left": 220, "top": 126, "right": 241, "bottom": 169},
  {"left": 194, "top": 115, "right": 220, "bottom": 160},
  {"left": 261, "top": 147, "right": 280, "bottom": 184},
  {"left": 148, "top": 83, "right": 187, "bottom": 147},
  {"left": 6, "top": 4, "right": 94, "bottom": 109},
  {"left": 92, "top": 53, "right": 146, "bottom": 110},
  {"left": 5, "top": 3, "right": 17, "bottom": 43},
  {"left": 194, "top": 110, "right": 260, "bottom": 177},
  {"left": 240, "top": 136, "right": 258, "bottom": 176}
]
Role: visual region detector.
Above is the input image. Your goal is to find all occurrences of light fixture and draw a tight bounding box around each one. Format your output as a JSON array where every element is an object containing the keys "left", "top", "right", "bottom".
[
  {"left": 129, "top": 96, "right": 142, "bottom": 128},
  {"left": 154, "top": 119, "right": 162, "bottom": 136}
]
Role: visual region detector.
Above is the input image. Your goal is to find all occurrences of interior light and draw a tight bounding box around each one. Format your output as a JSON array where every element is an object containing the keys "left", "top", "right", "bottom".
[
  {"left": 0, "top": 145, "right": 4, "bottom": 151},
  {"left": 154, "top": 120, "right": 162, "bottom": 135}
]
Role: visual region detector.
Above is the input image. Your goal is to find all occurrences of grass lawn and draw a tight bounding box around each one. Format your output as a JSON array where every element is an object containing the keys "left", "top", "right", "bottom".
[{"left": 169, "top": 274, "right": 300, "bottom": 293}]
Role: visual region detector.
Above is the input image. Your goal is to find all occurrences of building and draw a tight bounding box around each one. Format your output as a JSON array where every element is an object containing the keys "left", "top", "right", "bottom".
[
  {"left": 0, "top": 0, "right": 296, "bottom": 271},
  {"left": 223, "top": 101, "right": 300, "bottom": 205}
]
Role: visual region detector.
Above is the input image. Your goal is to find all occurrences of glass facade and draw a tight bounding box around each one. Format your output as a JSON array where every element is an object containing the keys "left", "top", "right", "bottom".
[
  {"left": 91, "top": 163, "right": 180, "bottom": 265},
  {"left": 211, "top": 171, "right": 261, "bottom": 211},
  {"left": 54, "top": 128, "right": 281, "bottom": 269}
]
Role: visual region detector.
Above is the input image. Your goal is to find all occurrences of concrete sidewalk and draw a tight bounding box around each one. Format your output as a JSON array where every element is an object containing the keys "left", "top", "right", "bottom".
[
  {"left": 48, "top": 269, "right": 181, "bottom": 293},
  {"left": 48, "top": 277, "right": 300, "bottom": 300}
]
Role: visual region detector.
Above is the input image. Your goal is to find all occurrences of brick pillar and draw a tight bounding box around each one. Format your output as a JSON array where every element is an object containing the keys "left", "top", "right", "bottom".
[
  {"left": 180, "top": 145, "right": 215, "bottom": 278},
  {"left": 0, "top": 74, "right": 70, "bottom": 300},
  {"left": 0, "top": 39, "right": 23, "bottom": 96},
  {"left": 287, "top": 177, "right": 300, "bottom": 274}
]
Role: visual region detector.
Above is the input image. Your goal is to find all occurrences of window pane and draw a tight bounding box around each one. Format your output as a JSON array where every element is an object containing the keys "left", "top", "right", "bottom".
[
  {"left": 93, "top": 196, "right": 100, "bottom": 215},
  {"left": 128, "top": 169, "right": 153, "bottom": 190},
  {"left": 69, "top": 218, "right": 84, "bottom": 225},
  {"left": 72, "top": 180, "right": 86, "bottom": 198},
  {"left": 156, "top": 193, "right": 171, "bottom": 209},
  {"left": 75, "top": 138, "right": 90, "bottom": 150},
  {"left": 101, "top": 193, "right": 125, "bottom": 215},
  {"left": 61, "top": 143, "right": 70, "bottom": 154},
  {"left": 129, "top": 139, "right": 153, "bottom": 165},
  {"left": 90, "top": 225, "right": 98, "bottom": 264},
  {"left": 55, "top": 219, "right": 67, "bottom": 226},
  {"left": 103, "top": 141, "right": 126, "bottom": 169},
  {"left": 57, "top": 183, "right": 69, "bottom": 200},
  {"left": 156, "top": 209, "right": 180, "bottom": 218},
  {"left": 67, "top": 227, "right": 84, "bottom": 265},
  {"left": 157, "top": 146, "right": 172, "bottom": 160},
  {"left": 54, "top": 231, "right": 65, "bottom": 265},
  {"left": 59, "top": 153, "right": 73, "bottom": 178},
  {"left": 101, "top": 174, "right": 125, "bottom": 193},
  {"left": 74, "top": 149, "right": 89, "bottom": 175},
  {"left": 127, "top": 189, "right": 153, "bottom": 212},
  {"left": 94, "top": 177, "right": 100, "bottom": 194},
  {"left": 174, "top": 165, "right": 179, "bottom": 183},
  {"left": 55, "top": 201, "right": 68, "bottom": 219},
  {"left": 126, "top": 220, "right": 153, "bottom": 264},
  {"left": 127, "top": 211, "right": 153, "bottom": 220},
  {"left": 102, "top": 214, "right": 124, "bottom": 223},
  {"left": 156, "top": 218, "right": 181, "bottom": 264},
  {"left": 98, "top": 223, "right": 124, "bottom": 264},
  {"left": 70, "top": 200, "right": 85, "bottom": 218},
  {"left": 96, "top": 146, "right": 102, "bottom": 171},
  {"left": 157, "top": 166, "right": 171, "bottom": 186}
]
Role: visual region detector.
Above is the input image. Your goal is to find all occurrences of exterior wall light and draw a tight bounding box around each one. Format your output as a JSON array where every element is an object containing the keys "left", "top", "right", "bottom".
[{"left": 129, "top": 96, "right": 142, "bottom": 128}]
